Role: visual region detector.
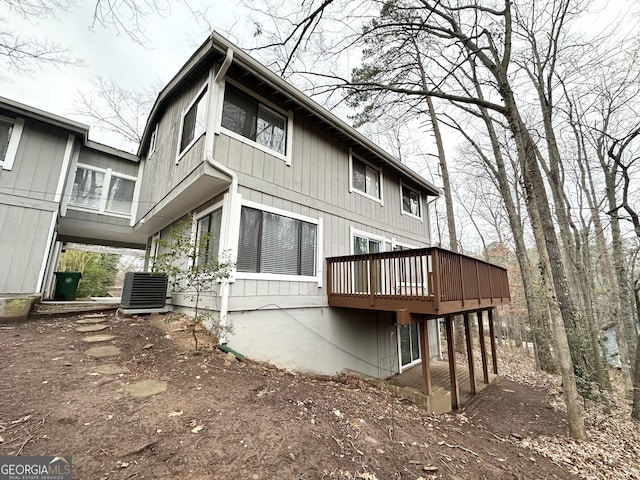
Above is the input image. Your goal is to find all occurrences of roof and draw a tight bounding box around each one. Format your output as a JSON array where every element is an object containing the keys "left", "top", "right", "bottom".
[
  {"left": 139, "top": 32, "right": 440, "bottom": 197},
  {"left": 0, "top": 96, "right": 89, "bottom": 135},
  {"left": 0, "top": 97, "right": 139, "bottom": 163}
]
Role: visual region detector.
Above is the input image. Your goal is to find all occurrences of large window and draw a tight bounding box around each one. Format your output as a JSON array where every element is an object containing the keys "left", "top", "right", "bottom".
[
  {"left": 0, "top": 116, "right": 24, "bottom": 171},
  {"left": 237, "top": 206, "right": 317, "bottom": 277},
  {"left": 351, "top": 155, "right": 381, "bottom": 201},
  {"left": 221, "top": 83, "right": 287, "bottom": 156},
  {"left": 196, "top": 208, "right": 222, "bottom": 266},
  {"left": 179, "top": 86, "right": 208, "bottom": 156},
  {"left": 69, "top": 164, "right": 137, "bottom": 216},
  {"left": 401, "top": 184, "right": 421, "bottom": 218}
]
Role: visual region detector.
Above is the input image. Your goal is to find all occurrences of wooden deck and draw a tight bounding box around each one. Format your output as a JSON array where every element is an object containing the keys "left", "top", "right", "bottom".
[
  {"left": 390, "top": 360, "right": 499, "bottom": 406},
  {"left": 327, "top": 247, "right": 510, "bottom": 317}
]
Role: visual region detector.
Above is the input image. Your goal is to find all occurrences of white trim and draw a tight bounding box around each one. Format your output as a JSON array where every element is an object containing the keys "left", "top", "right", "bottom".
[
  {"left": 218, "top": 78, "right": 292, "bottom": 164},
  {"left": 238, "top": 199, "right": 322, "bottom": 285},
  {"left": 242, "top": 199, "right": 319, "bottom": 226},
  {"left": 176, "top": 82, "right": 209, "bottom": 163},
  {"left": 0, "top": 115, "right": 24, "bottom": 171},
  {"left": 60, "top": 142, "right": 81, "bottom": 216},
  {"left": 391, "top": 239, "right": 419, "bottom": 250},
  {"left": 36, "top": 211, "right": 58, "bottom": 293},
  {"left": 195, "top": 199, "right": 225, "bottom": 220},
  {"left": 54, "top": 134, "right": 75, "bottom": 203},
  {"left": 130, "top": 156, "right": 144, "bottom": 226},
  {"left": 349, "top": 149, "right": 383, "bottom": 205},
  {"left": 399, "top": 180, "right": 423, "bottom": 221},
  {"left": 316, "top": 217, "right": 324, "bottom": 288}
]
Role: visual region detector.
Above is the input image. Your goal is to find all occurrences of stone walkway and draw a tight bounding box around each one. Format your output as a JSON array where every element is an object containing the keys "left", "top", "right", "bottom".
[{"left": 74, "top": 313, "right": 168, "bottom": 399}]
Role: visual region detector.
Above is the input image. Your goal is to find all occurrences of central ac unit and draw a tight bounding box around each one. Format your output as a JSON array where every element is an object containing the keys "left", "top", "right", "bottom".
[{"left": 121, "top": 272, "right": 168, "bottom": 311}]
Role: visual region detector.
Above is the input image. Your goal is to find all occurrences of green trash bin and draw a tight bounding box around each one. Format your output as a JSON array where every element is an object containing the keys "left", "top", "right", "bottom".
[{"left": 54, "top": 272, "right": 83, "bottom": 300}]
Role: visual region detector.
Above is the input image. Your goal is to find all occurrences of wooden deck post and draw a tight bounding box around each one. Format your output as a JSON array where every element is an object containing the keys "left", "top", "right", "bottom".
[
  {"left": 463, "top": 313, "right": 476, "bottom": 395},
  {"left": 488, "top": 308, "right": 498, "bottom": 375},
  {"left": 478, "top": 310, "right": 489, "bottom": 384},
  {"left": 419, "top": 318, "right": 432, "bottom": 396},
  {"left": 445, "top": 315, "right": 459, "bottom": 410}
]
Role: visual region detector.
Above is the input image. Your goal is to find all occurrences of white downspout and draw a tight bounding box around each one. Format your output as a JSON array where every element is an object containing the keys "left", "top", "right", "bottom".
[{"left": 205, "top": 46, "right": 236, "bottom": 344}]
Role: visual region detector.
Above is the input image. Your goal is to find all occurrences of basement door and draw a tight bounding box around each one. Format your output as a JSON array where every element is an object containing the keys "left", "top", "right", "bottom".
[{"left": 398, "top": 322, "right": 421, "bottom": 371}]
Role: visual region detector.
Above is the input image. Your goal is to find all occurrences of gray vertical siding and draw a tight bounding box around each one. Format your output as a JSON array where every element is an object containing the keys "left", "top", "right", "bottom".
[
  {"left": 76, "top": 148, "right": 138, "bottom": 177},
  {"left": 0, "top": 204, "right": 54, "bottom": 293},
  {"left": 0, "top": 120, "right": 69, "bottom": 203},
  {"left": 136, "top": 69, "right": 210, "bottom": 223}
]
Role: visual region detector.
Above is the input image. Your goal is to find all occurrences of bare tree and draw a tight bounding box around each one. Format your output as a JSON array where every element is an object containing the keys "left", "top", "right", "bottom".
[
  {"left": 1, "top": 0, "right": 174, "bottom": 73},
  {"left": 249, "top": 0, "right": 588, "bottom": 438},
  {"left": 73, "top": 77, "right": 159, "bottom": 151}
]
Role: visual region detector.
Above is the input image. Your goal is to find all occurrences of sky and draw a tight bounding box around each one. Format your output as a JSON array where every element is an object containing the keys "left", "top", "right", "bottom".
[{"left": 1, "top": 1, "right": 254, "bottom": 147}]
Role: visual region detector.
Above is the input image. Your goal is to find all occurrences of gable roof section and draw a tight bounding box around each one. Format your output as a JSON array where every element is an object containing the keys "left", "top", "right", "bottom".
[
  {"left": 139, "top": 32, "right": 440, "bottom": 197},
  {"left": 0, "top": 96, "right": 88, "bottom": 136},
  {"left": 0, "top": 97, "right": 139, "bottom": 163}
]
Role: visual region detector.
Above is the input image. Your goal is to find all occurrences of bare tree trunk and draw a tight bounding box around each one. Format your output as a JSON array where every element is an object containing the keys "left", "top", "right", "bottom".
[
  {"left": 503, "top": 94, "right": 586, "bottom": 439},
  {"left": 425, "top": 95, "right": 466, "bottom": 354}
]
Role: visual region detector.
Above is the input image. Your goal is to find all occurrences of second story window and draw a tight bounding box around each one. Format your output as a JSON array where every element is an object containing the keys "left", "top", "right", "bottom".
[
  {"left": 0, "top": 115, "right": 24, "bottom": 171},
  {"left": 351, "top": 155, "right": 381, "bottom": 201},
  {"left": 401, "top": 184, "right": 421, "bottom": 218},
  {"left": 179, "top": 86, "right": 208, "bottom": 156},
  {"left": 221, "top": 83, "right": 287, "bottom": 156},
  {"left": 69, "top": 164, "right": 136, "bottom": 217}
]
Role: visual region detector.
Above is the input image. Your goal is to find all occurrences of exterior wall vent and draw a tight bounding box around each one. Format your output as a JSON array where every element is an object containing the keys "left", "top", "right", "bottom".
[{"left": 121, "top": 272, "right": 168, "bottom": 310}]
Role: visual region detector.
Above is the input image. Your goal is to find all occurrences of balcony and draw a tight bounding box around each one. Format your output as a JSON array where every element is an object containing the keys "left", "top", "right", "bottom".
[
  {"left": 327, "top": 247, "right": 510, "bottom": 411},
  {"left": 327, "top": 247, "right": 510, "bottom": 317}
]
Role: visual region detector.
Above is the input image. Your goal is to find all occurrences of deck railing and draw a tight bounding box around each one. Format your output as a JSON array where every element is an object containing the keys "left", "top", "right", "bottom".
[{"left": 326, "top": 247, "right": 510, "bottom": 315}]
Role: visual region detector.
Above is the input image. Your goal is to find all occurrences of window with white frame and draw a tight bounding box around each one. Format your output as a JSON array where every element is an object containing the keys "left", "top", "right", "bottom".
[
  {"left": 69, "top": 164, "right": 136, "bottom": 216},
  {"left": 351, "top": 154, "right": 381, "bottom": 201},
  {"left": 0, "top": 116, "right": 24, "bottom": 171},
  {"left": 221, "top": 83, "right": 287, "bottom": 156},
  {"left": 179, "top": 86, "right": 208, "bottom": 156},
  {"left": 237, "top": 205, "right": 317, "bottom": 277},
  {"left": 149, "top": 123, "right": 158, "bottom": 158},
  {"left": 401, "top": 184, "right": 421, "bottom": 218},
  {"left": 352, "top": 231, "right": 383, "bottom": 293},
  {"left": 196, "top": 207, "right": 223, "bottom": 266}
]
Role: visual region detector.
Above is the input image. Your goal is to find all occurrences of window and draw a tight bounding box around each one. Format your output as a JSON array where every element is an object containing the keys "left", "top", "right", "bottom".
[
  {"left": 399, "top": 323, "right": 421, "bottom": 369},
  {"left": 69, "top": 164, "right": 137, "bottom": 216},
  {"left": 351, "top": 154, "right": 381, "bottom": 201},
  {"left": 149, "top": 123, "right": 158, "bottom": 158},
  {"left": 179, "top": 86, "right": 208, "bottom": 156},
  {"left": 352, "top": 232, "right": 382, "bottom": 293},
  {"left": 237, "top": 206, "right": 317, "bottom": 276},
  {"left": 70, "top": 168, "right": 104, "bottom": 210},
  {"left": 402, "top": 184, "right": 421, "bottom": 218},
  {"left": 196, "top": 208, "right": 223, "bottom": 266},
  {"left": 0, "top": 116, "right": 24, "bottom": 171},
  {"left": 221, "top": 83, "right": 287, "bottom": 156},
  {"left": 106, "top": 176, "right": 136, "bottom": 214}
]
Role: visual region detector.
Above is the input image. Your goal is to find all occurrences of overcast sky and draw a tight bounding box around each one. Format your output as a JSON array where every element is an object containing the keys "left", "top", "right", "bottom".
[{"left": 1, "top": 1, "right": 255, "bottom": 146}]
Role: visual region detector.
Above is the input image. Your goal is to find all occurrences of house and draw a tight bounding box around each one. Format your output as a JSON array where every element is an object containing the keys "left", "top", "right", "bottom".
[
  {"left": 1, "top": 32, "right": 510, "bottom": 410},
  {"left": 0, "top": 97, "right": 146, "bottom": 298},
  {"left": 132, "top": 32, "right": 510, "bottom": 397}
]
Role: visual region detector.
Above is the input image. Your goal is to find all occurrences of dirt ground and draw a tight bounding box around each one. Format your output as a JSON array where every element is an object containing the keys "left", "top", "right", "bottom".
[{"left": 0, "top": 312, "right": 579, "bottom": 479}]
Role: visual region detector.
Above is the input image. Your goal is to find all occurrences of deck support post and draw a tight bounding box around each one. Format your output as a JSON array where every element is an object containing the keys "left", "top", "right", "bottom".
[
  {"left": 488, "top": 308, "right": 498, "bottom": 375},
  {"left": 419, "top": 318, "right": 432, "bottom": 396},
  {"left": 445, "top": 315, "right": 459, "bottom": 410},
  {"left": 478, "top": 310, "right": 489, "bottom": 384},
  {"left": 463, "top": 313, "right": 476, "bottom": 395}
]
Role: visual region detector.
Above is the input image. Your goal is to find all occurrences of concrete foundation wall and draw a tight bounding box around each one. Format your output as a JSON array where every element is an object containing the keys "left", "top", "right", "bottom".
[{"left": 226, "top": 306, "right": 399, "bottom": 379}]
